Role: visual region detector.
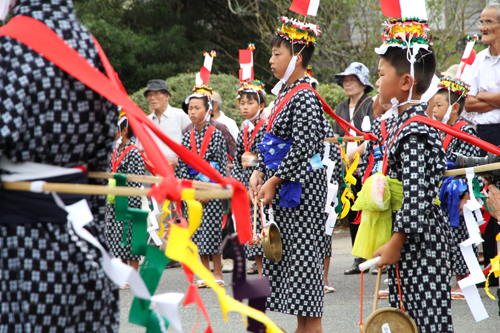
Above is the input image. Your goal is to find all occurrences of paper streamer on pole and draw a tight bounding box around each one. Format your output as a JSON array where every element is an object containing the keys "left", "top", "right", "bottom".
[
  {"left": 198, "top": 51, "right": 216, "bottom": 85},
  {"left": 380, "top": 0, "right": 427, "bottom": 20},
  {"left": 457, "top": 38, "right": 477, "bottom": 80},
  {"left": 289, "top": 0, "right": 320, "bottom": 17},
  {"left": 54, "top": 197, "right": 185, "bottom": 332},
  {"left": 239, "top": 46, "right": 254, "bottom": 81},
  {"left": 455, "top": 169, "right": 489, "bottom": 322}
]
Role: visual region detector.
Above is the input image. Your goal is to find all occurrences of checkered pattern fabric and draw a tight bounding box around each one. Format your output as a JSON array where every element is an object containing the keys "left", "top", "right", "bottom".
[
  {"left": 260, "top": 77, "right": 329, "bottom": 318},
  {"left": 385, "top": 104, "right": 454, "bottom": 333},
  {"left": 232, "top": 115, "right": 265, "bottom": 257},
  {"left": 359, "top": 116, "right": 398, "bottom": 179},
  {"left": 175, "top": 123, "right": 227, "bottom": 255},
  {"left": 442, "top": 119, "right": 481, "bottom": 275},
  {"left": 105, "top": 142, "right": 145, "bottom": 261},
  {"left": 0, "top": 222, "right": 120, "bottom": 333},
  {"left": 0, "top": 1, "right": 119, "bottom": 331}
]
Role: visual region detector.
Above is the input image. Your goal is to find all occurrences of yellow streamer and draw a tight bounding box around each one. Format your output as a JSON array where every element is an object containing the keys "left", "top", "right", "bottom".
[
  {"left": 485, "top": 232, "right": 500, "bottom": 300},
  {"left": 340, "top": 146, "right": 359, "bottom": 219},
  {"left": 157, "top": 199, "right": 170, "bottom": 238},
  {"left": 165, "top": 189, "right": 283, "bottom": 332}
]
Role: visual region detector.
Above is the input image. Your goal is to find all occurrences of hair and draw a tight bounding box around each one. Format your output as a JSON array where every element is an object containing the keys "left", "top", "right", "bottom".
[
  {"left": 379, "top": 46, "right": 437, "bottom": 96},
  {"left": 239, "top": 92, "right": 266, "bottom": 106},
  {"left": 270, "top": 35, "right": 315, "bottom": 70},
  {"left": 435, "top": 89, "right": 466, "bottom": 115},
  {"left": 485, "top": 3, "right": 500, "bottom": 21},
  {"left": 212, "top": 92, "right": 222, "bottom": 110},
  {"left": 190, "top": 96, "right": 211, "bottom": 112},
  {"left": 119, "top": 118, "right": 134, "bottom": 139}
]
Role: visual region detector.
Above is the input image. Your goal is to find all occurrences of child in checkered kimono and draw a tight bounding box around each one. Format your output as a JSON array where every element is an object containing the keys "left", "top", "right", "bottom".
[
  {"left": 232, "top": 81, "right": 267, "bottom": 277},
  {"left": 372, "top": 18, "right": 454, "bottom": 333},
  {"left": 432, "top": 77, "right": 481, "bottom": 298},
  {"left": 0, "top": 1, "right": 119, "bottom": 332},
  {"left": 249, "top": 16, "right": 329, "bottom": 332},
  {"left": 175, "top": 85, "right": 227, "bottom": 287},
  {"left": 105, "top": 114, "right": 145, "bottom": 277}
]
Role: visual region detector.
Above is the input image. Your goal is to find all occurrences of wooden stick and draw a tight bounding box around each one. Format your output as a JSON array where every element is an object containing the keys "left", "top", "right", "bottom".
[
  {"left": 373, "top": 268, "right": 382, "bottom": 313},
  {"left": 2, "top": 181, "right": 233, "bottom": 199},
  {"left": 88, "top": 172, "right": 223, "bottom": 190},
  {"left": 443, "top": 162, "right": 500, "bottom": 177},
  {"left": 253, "top": 196, "right": 258, "bottom": 235},
  {"left": 324, "top": 136, "right": 367, "bottom": 143}
]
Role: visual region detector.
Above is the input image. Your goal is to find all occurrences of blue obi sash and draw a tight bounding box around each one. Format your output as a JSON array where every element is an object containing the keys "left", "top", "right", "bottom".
[
  {"left": 188, "top": 161, "right": 220, "bottom": 183},
  {"left": 371, "top": 144, "right": 384, "bottom": 175},
  {"left": 258, "top": 132, "right": 322, "bottom": 208},
  {"left": 439, "top": 159, "right": 467, "bottom": 227}
]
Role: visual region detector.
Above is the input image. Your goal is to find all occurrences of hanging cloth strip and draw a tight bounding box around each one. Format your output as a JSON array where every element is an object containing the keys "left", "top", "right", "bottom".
[
  {"left": 0, "top": 15, "right": 285, "bottom": 333},
  {"left": 243, "top": 118, "right": 266, "bottom": 152},
  {"left": 362, "top": 119, "right": 398, "bottom": 184},
  {"left": 0, "top": 16, "right": 252, "bottom": 246},
  {"left": 442, "top": 120, "right": 468, "bottom": 152},
  {"left": 187, "top": 126, "right": 220, "bottom": 181},
  {"left": 261, "top": 83, "right": 376, "bottom": 208}
]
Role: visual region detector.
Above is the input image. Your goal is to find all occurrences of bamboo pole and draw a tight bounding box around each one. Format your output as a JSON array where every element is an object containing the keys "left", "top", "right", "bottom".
[
  {"left": 443, "top": 162, "right": 500, "bottom": 177},
  {"left": 324, "top": 136, "right": 367, "bottom": 143},
  {"left": 2, "top": 181, "right": 233, "bottom": 199},
  {"left": 88, "top": 171, "right": 223, "bottom": 190},
  {"left": 373, "top": 268, "right": 382, "bottom": 313}
]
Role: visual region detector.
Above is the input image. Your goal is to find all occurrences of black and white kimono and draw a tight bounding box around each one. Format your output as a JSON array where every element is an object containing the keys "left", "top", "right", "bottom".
[
  {"left": 256, "top": 77, "right": 329, "bottom": 318},
  {"left": 232, "top": 115, "right": 266, "bottom": 258},
  {"left": 0, "top": 1, "right": 119, "bottom": 332},
  {"left": 175, "top": 123, "right": 227, "bottom": 255},
  {"left": 359, "top": 115, "right": 398, "bottom": 180},
  {"left": 384, "top": 104, "right": 454, "bottom": 333},
  {"left": 105, "top": 142, "right": 145, "bottom": 261},
  {"left": 441, "top": 118, "right": 481, "bottom": 275}
]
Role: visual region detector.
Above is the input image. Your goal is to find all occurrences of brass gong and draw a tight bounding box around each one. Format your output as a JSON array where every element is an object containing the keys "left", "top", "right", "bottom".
[
  {"left": 241, "top": 152, "right": 258, "bottom": 168},
  {"left": 261, "top": 222, "right": 282, "bottom": 262},
  {"left": 363, "top": 307, "right": 418, "bottom": 333}
]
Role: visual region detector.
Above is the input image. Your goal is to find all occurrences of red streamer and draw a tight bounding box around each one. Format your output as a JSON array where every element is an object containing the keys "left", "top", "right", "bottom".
[{"left": 0, "top": 16, "right": 252, "bottom": 244}]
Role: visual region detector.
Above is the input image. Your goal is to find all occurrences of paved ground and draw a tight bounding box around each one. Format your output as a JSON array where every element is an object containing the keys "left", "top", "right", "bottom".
[{"left": 118, "top": 230, "right": 500, "bottom": 332}]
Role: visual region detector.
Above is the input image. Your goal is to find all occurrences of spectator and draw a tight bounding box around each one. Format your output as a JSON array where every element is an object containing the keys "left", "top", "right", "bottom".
[
  {"left": 138, "top": 79, "right": 190, "bottom": 170},
  {"left": 333, "top": 62, "right": 374, "bottom": 275},
  {"left": 212, "top": 91, "right": 240, "bottom": 141},
  {"left": 462, "top": 3, "right": 500, "bottom": 287}
]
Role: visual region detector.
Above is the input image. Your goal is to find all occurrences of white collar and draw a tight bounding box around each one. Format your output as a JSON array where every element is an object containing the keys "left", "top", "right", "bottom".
[{"left": 152, "top": 104, "right": 170, "bottom": 119}]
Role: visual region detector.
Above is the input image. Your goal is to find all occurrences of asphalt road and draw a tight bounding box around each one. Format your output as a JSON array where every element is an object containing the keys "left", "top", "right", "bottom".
[{"left": 118, "top": 230, "right": 500, "bottom": 332}]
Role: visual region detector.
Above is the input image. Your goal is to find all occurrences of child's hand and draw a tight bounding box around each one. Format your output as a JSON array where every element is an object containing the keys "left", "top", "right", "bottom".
[
  {"left": 373, "top": 232, "right": 407, "bottom": 268},
  {"left": 459, "top": 194, "right": 470, "bottom": 216},
  {"left": 197, "top": 198, "right": 210, "bottom": 205},
  {"left": 258, "top": 176, "right": 283, "bottom": 205},
  {"left": 249, "top": 170, "right": 265, "bottom": 197}
]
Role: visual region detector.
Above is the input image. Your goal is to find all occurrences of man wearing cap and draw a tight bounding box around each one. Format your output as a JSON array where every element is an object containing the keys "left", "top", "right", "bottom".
[
  {"left": 139, "top": 79, "right": 190, "bottom": 170},
  {"left": 333, "top": 62, "right": 375, "bottom": 275}
]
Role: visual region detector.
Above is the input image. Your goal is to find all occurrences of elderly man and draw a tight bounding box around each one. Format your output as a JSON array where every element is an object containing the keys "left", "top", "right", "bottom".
[
  {"left": 211, "top": 91, "right": 239, "bottom": 141},
  {"left": 139, "top": 79, "right": 190, "bottom": 170},
  {"left": 464, "top": 3, "right": 500, "bottom": 287}
]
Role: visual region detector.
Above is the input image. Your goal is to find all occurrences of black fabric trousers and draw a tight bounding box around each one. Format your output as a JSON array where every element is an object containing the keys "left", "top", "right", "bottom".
[
  {"left": 477, "top": 123, "right": 500, "bottom": 286},
  {"left": 222, "top": 209, "right": 235, "bottom": 259},
  {"left": 348, "top": 175, "right": 363, "bottom": 247}
]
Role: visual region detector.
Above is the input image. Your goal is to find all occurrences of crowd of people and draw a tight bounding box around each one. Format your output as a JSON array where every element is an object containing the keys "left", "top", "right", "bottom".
[{"left": 1, "top": 1, "right": 500, "bottom": 333}]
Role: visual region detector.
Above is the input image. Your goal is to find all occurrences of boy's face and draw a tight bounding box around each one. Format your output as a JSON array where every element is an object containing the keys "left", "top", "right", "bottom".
[
  {"left": 376, "top": 57, "right": 404, "bottom": 106},
  {"left": 238, "top": 95, "right": 261, "bottom": 120},
  {"left": 270, "top": 43, "right": 293, "bottom": 80},
  {"left": 188, "top": 98, "right": 209, "bottom": 124},
  {"left": 432, "top": 93, "right": 450, "bottom": 122}
]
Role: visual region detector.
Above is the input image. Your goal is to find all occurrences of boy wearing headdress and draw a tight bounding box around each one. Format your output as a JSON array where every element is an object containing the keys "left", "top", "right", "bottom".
[
  {"left": 176, "top": 84, "right": 228, "bottom": 287},
  {"left": 433, "top": 76, "right": 481, "bottom": 298},
  {"left": 372, "top": 18, "right": 454, "bottom": 332},
  {"left": 249, "top": 16, "right": 330, "bottom": 332}
]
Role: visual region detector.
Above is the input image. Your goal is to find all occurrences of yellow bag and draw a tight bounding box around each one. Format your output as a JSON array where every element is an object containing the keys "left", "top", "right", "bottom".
[{"left": 351, "top": 173, "right": 403, "bottom": 260}]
